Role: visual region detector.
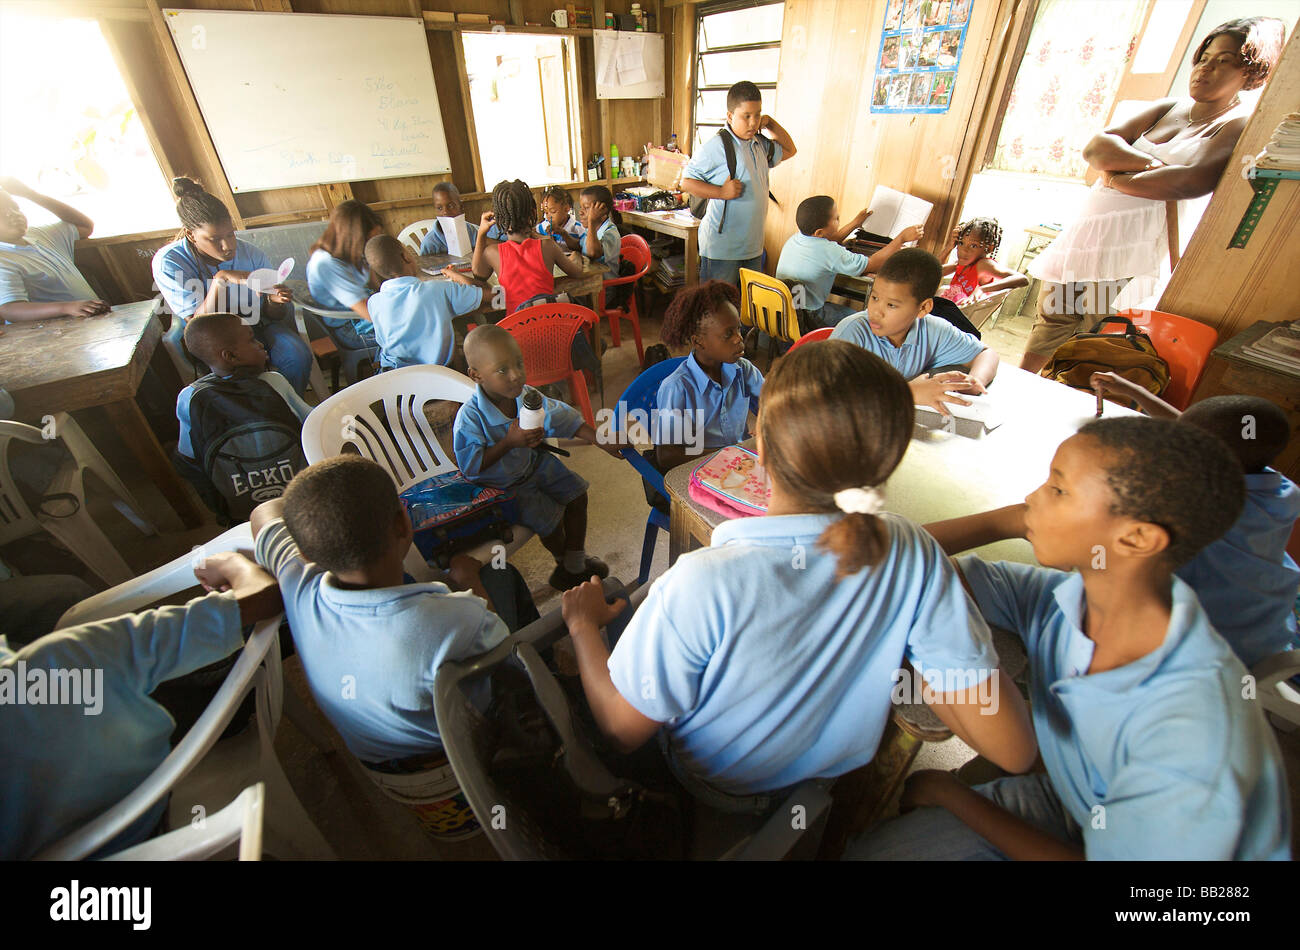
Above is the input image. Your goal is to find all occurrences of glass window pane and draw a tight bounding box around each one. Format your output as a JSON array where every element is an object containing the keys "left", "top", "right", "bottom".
[
  {"left": 697, "top": 46, "right": 782, "bottom": 87},
  {"left": 699, "top": 4, "right": 785, "bottom": 52},
  {"left": 696, "top": 89, "right": 777, "bottom": 127},
  {"left": 0, "top": 13, "right": 175, "bottom": 237}
]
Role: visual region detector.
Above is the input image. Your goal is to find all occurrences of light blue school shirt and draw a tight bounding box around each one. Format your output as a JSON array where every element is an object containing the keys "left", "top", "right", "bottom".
[
  {"left": 831, "top": 312, "right": 984, "bottom": 379},
  {"left": 0, "top": 221, "right": 97, "bottom": 307},
  {"left": 682, "top": 129, "right": 783, "bottom": 261},
  {"left": 152, "top": 237, "right": 270, "bottom": 324},
  {"left": 591, "top": 219, "right": 621, "bottom": 267},
  {"left": 306, "top": 248, "right": 374, "bottom": 336},
  {"left": 175, "top": 370, "right": 312, "bottom": 460},
  {"left": 536, "top": 212, "right": 586, "bottom": 246},
  {"left": 0, "top": 592, "right": 244, "bottom": 860},
  {"left": 651, "top": 352, "right": 763, "bottom": 450},
  {"left": 958, "top": 556, "right": 1291, "bottom": 860},
  {"left": 1176, "top": 469, "right": 1300, "bottom": 668},
  {"left": 255, "top": 519, "right": 507, "bottom": 763},
  {"left": 608, "top": 513, "right": 998, "bottom": 794},
  {"left": 776, "top": 232, "right": 870, "bottom": 311},
  {"left": 367, "top": 275, "right": 481, "bottom": 369},
  {"left": 453, "top": 383, "right": 584, "bottom": 489}
]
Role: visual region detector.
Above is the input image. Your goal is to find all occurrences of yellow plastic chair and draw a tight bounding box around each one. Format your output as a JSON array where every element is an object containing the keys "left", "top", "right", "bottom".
[{"left": 738, "top": 268, "right": 802, "bottom": 369}]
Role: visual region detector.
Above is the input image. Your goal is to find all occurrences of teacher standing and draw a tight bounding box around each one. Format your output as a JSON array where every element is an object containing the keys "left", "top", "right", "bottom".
[{"left": 1021, "top": 17, "right": 1285, "bottom": 374}]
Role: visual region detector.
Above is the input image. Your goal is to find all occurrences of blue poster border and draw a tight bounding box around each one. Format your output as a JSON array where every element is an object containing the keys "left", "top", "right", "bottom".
[{"left": 870, "top": 0, "right": 973, "bottom": 115}]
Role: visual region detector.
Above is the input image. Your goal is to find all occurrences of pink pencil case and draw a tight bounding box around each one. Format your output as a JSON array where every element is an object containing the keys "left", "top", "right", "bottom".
[{"left": 688, "top": 446, "right": 770, "bottom": 518}]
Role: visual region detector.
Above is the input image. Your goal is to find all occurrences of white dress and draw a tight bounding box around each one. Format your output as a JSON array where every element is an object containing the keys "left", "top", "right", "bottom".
[{"left": 1029, "top": 111, "right": 1237, "bottom": 310}]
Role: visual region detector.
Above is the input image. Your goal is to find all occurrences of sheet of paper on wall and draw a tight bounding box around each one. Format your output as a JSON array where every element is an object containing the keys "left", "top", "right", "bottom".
[
  {"left": 864, "top": 185, "right": 933, "bottom": 240},
  {"left": 615, "top": 33, "right": 648, "bottom": 86},
  {"left": 441, "top": 214, "right": 472, "bottom": 258}
]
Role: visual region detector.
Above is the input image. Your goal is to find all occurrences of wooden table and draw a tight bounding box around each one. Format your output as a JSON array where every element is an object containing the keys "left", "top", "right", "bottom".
[
  {"left": 0, "top": 299, "right": 204, "bottom": 529},
  {"left": 416, "top": 251, "right": 610, "bottom": 304},
  {"left": 620, "top": 209, "right": 700, "bottom": 287},
  {"left": 664, "top": 364, "right": 1138, "bottom": 563}
]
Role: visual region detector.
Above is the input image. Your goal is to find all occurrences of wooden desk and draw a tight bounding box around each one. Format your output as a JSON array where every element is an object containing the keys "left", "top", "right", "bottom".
[
  {"left": 1192, "top": 320, "right": 1300, "bottom": 484},
  {"left": 620, "top": 209, "right": 700, "bottom": 287},
  {"left": 0, "top": 299, "right": 204, "bottom": 529},
  {"left": 664, "top": 364, "right": 1138, "bottom": 562},
  {"left": 416, "top": 252, "right": 609, "bottom": 304},
  {"left": 833, "top": 271, "right": 873, "bottom": 304}
]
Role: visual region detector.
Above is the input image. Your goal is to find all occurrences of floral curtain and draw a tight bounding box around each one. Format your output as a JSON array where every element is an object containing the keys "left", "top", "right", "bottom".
[{"left": 989, "top": 0, "right": 1148, "bottom": 179}]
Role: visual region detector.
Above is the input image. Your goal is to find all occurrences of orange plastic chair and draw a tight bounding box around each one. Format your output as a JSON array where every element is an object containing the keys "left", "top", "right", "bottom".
[
  {"left": 599, "top": 234, "right": 652, "bottom": 366},
  {"left": 497, "top": 303, "right": 599, "bottom": 428},
  {"left": 788, "top": 327, "right": 834, "bottom": 352},
  {"left": 1114, "top": 309, "right": 1218, "bottom": 410}
]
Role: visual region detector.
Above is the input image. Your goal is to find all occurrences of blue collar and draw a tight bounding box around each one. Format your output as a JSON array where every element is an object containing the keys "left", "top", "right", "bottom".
[
  {"left": 712, "top": 511, "right": 842, "bottom": 548},
  {"left": 471, "top": 383, "right": 534, "bottom": 424},
  {"left": 379, "top": 275, "right": 420, "bottom": 292},
  {"left": 683, "top": 351, "right": 738, "bottom": 392}
]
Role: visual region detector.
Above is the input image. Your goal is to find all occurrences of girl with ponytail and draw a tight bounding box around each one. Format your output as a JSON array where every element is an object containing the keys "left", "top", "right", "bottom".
[
  {"left": 560, "top": 339, "right": 1036, "bottom": 810},
  {"left": 152, "top": 176, "right": 312, "bottom": 394}
]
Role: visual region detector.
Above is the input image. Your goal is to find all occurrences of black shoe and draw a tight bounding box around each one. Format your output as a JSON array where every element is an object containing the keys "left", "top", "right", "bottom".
[{"left": 548, "top": 556, "right": 610, "bottom": 591}]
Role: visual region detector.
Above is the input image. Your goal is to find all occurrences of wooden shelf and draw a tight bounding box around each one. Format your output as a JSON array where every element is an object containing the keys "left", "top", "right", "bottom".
[{"left": 424, "top": 15, "right": 594, "bottom": 37}]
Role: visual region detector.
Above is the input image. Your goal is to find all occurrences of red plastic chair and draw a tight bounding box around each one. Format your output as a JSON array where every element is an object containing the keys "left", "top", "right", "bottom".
[
  {"left": 787, "top": 327, "right": 834, "bottom": 352},
  {"left": 1113, "top": 309, "right": 1218, "bottom": 410},
  {"left": 497, "top": 303, "right": 599, "bottom": 428},
  {"left": 599, "top": 234, "right": 652, "bottom": 366}
]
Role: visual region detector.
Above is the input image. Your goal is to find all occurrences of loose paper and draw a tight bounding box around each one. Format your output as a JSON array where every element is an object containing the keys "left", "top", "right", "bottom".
[{"left": 441, "top": 214, "right": 472, "bottom": 258}]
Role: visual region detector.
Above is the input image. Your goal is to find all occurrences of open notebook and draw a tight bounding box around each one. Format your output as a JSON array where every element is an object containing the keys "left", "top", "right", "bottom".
[{"left": 858, "top": 185, "right": 933, "bottom": 241}]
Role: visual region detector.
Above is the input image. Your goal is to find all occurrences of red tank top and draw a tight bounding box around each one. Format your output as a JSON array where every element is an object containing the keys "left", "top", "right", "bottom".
[
  {"left": 940, "top": 260, "right": 984, "bottom": 305},
  {"left": 498, "top": 237, "right": 554, "bottom": 314}
]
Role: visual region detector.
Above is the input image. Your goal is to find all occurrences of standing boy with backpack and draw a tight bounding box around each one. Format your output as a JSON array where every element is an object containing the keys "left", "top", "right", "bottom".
[
  {"left": 680, "top": 80, "right": 796, "bottom": 287},
  {"left": 175, "top": 312, "right": 311, "bottom": 522}
]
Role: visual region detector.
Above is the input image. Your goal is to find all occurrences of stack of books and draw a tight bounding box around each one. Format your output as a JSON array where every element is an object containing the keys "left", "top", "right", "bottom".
[
  {"left": 652, "top": 254, "right": 686, "bottom": 293},
  {"left": 1255, "top": 113, "right": 1300, "bottom": 170},
  {"left": 1239, "top": 321, "right": 1300, "bottom": 374}
]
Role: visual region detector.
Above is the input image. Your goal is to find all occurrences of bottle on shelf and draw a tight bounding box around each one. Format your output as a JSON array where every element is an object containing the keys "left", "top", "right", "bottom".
[
  {"left": 667, "top": 133, "right": 679, "bottom": 152},
  {"left": 610, "top": 143, "right": 620, "bottom": 180}
]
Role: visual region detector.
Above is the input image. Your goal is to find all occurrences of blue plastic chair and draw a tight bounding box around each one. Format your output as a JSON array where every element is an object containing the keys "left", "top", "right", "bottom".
[{"left": 616, "top": 356, "right": 686, "bottom": 586}]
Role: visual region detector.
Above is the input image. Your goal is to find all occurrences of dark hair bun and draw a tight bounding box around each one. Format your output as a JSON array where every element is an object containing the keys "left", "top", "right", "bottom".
[{"left": 172, "top": 176, "right": 203, "bottom": 198}]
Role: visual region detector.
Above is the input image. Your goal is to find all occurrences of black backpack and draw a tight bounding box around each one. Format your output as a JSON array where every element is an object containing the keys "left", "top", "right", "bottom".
[
  {"left": 687, "top": 129, "right": 779, "bottom": 232},
  {"left": 186, "top": 373, "right": 307, "bottom": 521}
]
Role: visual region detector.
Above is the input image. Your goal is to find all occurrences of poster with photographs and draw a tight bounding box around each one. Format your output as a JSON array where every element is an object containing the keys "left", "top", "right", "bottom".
[{"left": 873, "top": 0, "right": 970, "bottom": 114}]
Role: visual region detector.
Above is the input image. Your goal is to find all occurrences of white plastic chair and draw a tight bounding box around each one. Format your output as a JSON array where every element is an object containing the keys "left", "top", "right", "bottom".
[
  {"left": 300, "top": 364, "right": 533, "bottom": 580},
  {"left": 35, "top": 613, "right": 333, "bottom": 861},
  {"left": 104, "top": 783, "right": 264, "bottom": 861},
  {"left": 0, "top": 412, "right": 157, "bottom": 586},
  {"left": 1254, "top": 650, "right": 1300, "bottom": 732},
  {"left": 397, "top": 218, "right": 438, "bottom": 255}
]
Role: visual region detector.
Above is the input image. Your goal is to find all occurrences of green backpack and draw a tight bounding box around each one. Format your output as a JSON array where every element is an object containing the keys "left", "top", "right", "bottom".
[{"left": 1041, "top": 317, "right": 1171, "bottom": 405}]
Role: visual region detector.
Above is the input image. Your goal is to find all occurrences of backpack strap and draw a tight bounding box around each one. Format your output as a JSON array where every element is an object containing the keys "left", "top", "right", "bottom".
[
  {"left": 716, "top": 128, "right": 735, "bottom": 235},
  {"left": 1089, "top": 316, "right": 1140, "bottom": 337}
]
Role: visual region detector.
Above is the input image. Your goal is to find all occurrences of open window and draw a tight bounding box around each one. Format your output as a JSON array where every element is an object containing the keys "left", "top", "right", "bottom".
[
  {"left": 0, "top": 11, "right": 176, "bottom": 238},
  {"left": 461, "top": 31, "right": 582, "bottom": 189},
  {"left": 691, "top": 1, "right": 786, "bottom": 152}
]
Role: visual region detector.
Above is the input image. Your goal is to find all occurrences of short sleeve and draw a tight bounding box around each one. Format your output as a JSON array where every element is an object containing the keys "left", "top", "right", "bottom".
[
  {"left": 682, "top": 136, "right": 726, "bottom": 184},
  {"left": 607, "top": 579, "right": 716, "bottom": 722},
  {"left": 33, "top": 222, "right": 80, "bottom": 261},
  {"left": 599, "top": 224, "right": 621, "bottom": 265},
  {"left": 767, "top": 140, "right": 784, "bottom": 168},
  {"left": 153, "top": 247, "right": 203, "bottom": 322},
  {"left": 176, "top": 385, "right": 197, "bottom": 459},
  {"left": 651, "top": 375, "right": 689, "bottom": 445},
  {"left": 418, "top": 226, "right": 447, "bottom": 257},
  {"left": 254, "top": 518, "right": 324, "bottom": 618},
  {"left": 542, "top": 393, "right": 584, "bottom": 439},
  {"left": 741, "top": 359, "right": 764, "bottom": 415},
  {"left": 452, "top": 403, "right": 489, "bottom": 478},
  {"left": 898, "top": 525, "right": 998, "bottom": 693},
  {"left": 311, "top": 256, "right": 368, "bottom": 309},
  {"left": 829, "top": 314, "right": 872, "bottom": 348},
  {"left": 241, "top": 241, "right": 272, "bottom": 272},
  {"left": 445, "top": 280, "right": 483, "bottom": 316},
  {"left": 956, "top": 556, "right": 1061, "bottom": 655},
  {"left": 834, "top": 243, "right": 871, "bottom": 277},
  {"left": 0, "top": 262, "right": 28, "bottom": 306},
  {"left": 925, "top": 316, "right": 985, "bottom": 368}
]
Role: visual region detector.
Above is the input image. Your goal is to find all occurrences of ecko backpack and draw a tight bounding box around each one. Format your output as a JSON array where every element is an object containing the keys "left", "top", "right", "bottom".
[{"left": 187, "top": 373, "right": 307, "bottom": 520}]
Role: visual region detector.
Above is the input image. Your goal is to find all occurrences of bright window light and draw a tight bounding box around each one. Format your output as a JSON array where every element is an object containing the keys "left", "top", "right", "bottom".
[{"left": 0, "top": 12, "right": 176, "bottom": 237}]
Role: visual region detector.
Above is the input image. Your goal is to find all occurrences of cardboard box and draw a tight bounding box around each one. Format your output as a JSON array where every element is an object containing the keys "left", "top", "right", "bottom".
[{"left": 647, "top": 147, "right": 689, "bottom": 191}]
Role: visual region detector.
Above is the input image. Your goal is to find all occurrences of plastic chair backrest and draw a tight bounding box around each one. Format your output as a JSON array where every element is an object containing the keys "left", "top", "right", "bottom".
[
  {"left": 104, "top": 783, "right": 265, "bottom": 861},
  {"left": 300, "top": 364, "right": 475, "bottom": 494},
  {"left": 54, "top": 523, "right": 254, "bottom": 630},
  {"left": 0, "top": 420, "right": 53, "bottom": 546},
  {"left": 497, "top": 303, "right": 599, "bottom": 387},
  {"left": 1115, "top": 309, "right": 1218, "bottom": 410},
  {"left": 235, "top": 221, "right": 326, "bottom": 282},
  {"left": 788, "top": 327, "right": 833, "bottom": 352},
  {"left": 397, "top": 219, "right": 438, "bottom": 255},
  {"left": 614, "top": 357, "right": 686, "bottom": 492},
  {"left": 739, "top": 268, "right": 800, "bottom": 344},
  {"left": 606, "top": 234, "right": 652, "bottom": 286},
  {"left": 35, "top": 614, "right": 284, "bottom": 861}
]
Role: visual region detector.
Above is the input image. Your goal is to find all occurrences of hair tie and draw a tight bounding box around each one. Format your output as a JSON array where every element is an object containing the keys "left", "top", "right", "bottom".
[{"left": 834, "top": 487, "right": 884, "bottom": 516}]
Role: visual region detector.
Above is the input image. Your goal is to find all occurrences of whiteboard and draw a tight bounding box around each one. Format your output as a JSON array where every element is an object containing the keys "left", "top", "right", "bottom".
[
  {"left": 594, "top": 30, "right": 665, "bottom": 100},
  {"left": 163, "top": 9, "right": 452, "bottom": 192}
]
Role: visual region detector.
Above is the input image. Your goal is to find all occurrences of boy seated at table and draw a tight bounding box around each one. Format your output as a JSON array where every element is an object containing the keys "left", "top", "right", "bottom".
[
  {"left": 831, "top": 247, "right": 998, "bottom": 415},
  {"left": 364, "top": 234, "right": 485, "bottom": 372},
  {"left": 1090, "top": 379, "right": 1300, "bottom": 669},
  {"left": 453, "top": 325, "right": 621, "bottom": 591},
  {"left": 1, "top": 553, "right": 282, "bottom": 859},
  {"left": 174, "top": 312, "right": 313, "bottom": 519},
  {"left": 846, "top": 416, "right": 1291, "bottom": 860},
  {"left": 416, "top": 182, "right": 504, "bottom": 257},
  {"left": 248, "top": 456, "right": 539, "bottom": 770},
  {"left": 775, "top": 194, "right": 922, "bottom": 329},
  {"left": 0, "top": 176, "right": 109, "bottom": 322}
]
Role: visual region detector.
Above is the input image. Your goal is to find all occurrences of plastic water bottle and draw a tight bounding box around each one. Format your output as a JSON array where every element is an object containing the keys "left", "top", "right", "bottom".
[
  {"left": 610, "top": 143, "right": 620, "bottom": 180},
  {"left": 519, "top": 390, "right": 546, "bottom": 432}
]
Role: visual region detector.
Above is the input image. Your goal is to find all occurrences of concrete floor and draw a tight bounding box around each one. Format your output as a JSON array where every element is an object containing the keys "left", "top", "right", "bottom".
[{"left": 11, "top": 289, "right": 1299, "bottom": 860}]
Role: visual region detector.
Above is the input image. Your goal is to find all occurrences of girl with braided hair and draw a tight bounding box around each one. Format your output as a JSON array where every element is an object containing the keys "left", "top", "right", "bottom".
[
  {"left": 470, "top": 179, "right": 584, "bottom": 314},
  {"left": 938, "top": 216, "right": 1027, "bottom": 308}
]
